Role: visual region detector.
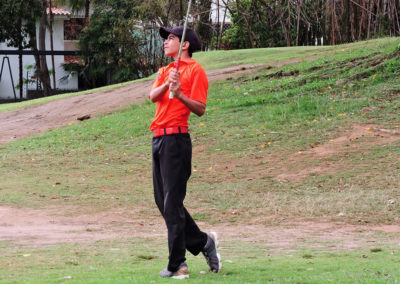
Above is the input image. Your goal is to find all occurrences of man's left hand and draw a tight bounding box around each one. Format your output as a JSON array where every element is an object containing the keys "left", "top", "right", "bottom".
[{"left": 169, "top": 69, "right": 181, "bottom": 98}]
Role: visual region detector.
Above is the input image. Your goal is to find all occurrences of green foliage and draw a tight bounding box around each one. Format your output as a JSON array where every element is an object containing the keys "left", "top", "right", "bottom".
[
  {"left": 79, "top": 0, "right": 136, "bottom": 85},
  {"left": 79, "top": 0, "right": 168, "bottom": 87},
  {"left": 0, "top": 0, "right": 41, "bottom": 49},
  {"left": 223, "top": 1, "right": 287, "bottom": 49},
  {"left": 196, "top": 0, "right": 213, "bottom": 49},
  {"left": 222, "top": 25, "right": 248, "bottom": 49},
  {"left": 223, "top": 0, "right": 400, "bottom": 49}
]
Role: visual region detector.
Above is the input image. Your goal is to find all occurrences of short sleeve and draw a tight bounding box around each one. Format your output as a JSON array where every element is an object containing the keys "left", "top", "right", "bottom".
[
  {"left": 190, "top": 65, "right": 208, "bottom": 105},
  {"left": 152, "top": 67, "right": 166, "bottom": 90}
]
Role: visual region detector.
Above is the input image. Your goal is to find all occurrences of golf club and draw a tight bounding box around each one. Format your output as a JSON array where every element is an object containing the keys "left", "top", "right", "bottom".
[{"left": 169, "top": 0, "right": 193, "bottom": 99}]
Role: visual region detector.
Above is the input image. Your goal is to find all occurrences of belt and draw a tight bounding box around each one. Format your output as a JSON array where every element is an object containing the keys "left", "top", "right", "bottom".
[{"left": 153, "top": 126, "right": 189, "bottom": 137}]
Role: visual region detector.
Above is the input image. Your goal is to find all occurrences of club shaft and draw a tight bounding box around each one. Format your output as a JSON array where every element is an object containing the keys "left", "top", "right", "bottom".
[{"left": 170, "top": 0, "right": 192, "bottom": 99}]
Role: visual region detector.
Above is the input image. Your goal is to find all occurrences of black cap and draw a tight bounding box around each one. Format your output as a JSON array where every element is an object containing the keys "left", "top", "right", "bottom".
[{"left": 160, "top": 26, "right": 202, "bottom": 53}]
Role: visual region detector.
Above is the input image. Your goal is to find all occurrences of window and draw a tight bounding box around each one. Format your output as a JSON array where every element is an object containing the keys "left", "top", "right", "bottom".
[{"left": 64, "top": 18, "right": 87, "bottom": 40}]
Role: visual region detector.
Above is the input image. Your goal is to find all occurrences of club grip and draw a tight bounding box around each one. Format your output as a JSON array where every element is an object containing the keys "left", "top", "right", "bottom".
[{"left": 169, "top": 59, "right": 181, "bottom": 99}]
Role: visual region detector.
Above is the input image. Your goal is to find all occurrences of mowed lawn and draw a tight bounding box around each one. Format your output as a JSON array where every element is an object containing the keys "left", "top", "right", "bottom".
[{"left": 0, "top": 37, "right": 400, "bottom": 283}]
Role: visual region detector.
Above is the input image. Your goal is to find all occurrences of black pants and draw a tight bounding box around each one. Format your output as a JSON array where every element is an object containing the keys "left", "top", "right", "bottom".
[{"left": 152, "top": 133, "right": 208, "bottom": 272}]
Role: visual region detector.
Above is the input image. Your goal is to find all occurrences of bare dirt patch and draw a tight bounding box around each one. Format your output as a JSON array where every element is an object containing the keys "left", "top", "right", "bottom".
[
  {"left": 193, "top": 124, "right": 400, "bottom": 184},
  {"left": 0, "top": 205, "right": 163, "bottom": 246},
  {"left": 218, "top": 221, "right": 400, "bottom": 253},
  {"left": 275, "top": 123, "right": 400, "bottom": 183},
  {"left": 1, "top": 205, "right": 400, "bottom": 252},
  {"left": 309, "top": 123, "right": 400, "bottom": 157},
  {"left": 193, "top": 123, "right": 400, "bottom": 184}
]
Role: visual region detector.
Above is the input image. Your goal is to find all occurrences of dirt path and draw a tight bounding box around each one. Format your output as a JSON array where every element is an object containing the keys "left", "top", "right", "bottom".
[
  {"left": 1, "top": 205, "right": 399, "bottom": 250},
  {"left": 0, "top": 63, "right": 264, "bottom": 145}
]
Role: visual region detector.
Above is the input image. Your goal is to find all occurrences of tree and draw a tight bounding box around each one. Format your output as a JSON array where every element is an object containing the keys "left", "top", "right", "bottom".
[
  {"left": 78, "top": 0, "right": 198, "bottom": 88},
  {"left": 0, "top": 0, "right": 41, "bottom": 99},
  {"left": 49, "top": 0, "right": 56, "bottom": 89},
  {"left": 37, "top": 0, "right": 52, "bottom": 97},
  {"left": 79, "top": 0, "right": 144, "bottom": 87},
  {"left": 194, "top": 0, "right": 213, "bottom": 50},
  {"left": 220, "top": 0, "right": 400, "bottom": 49}
]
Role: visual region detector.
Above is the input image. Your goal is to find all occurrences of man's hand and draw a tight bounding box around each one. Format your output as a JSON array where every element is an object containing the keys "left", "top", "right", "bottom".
[
  {"left": 169, "top": 68, "right": 182, "bottom": 99},
  {"left": 149, "top": 82, "right": 169, "bottom": 102},
  {"left": 168, "top": 68, "right": 206, "bottom": 116}
]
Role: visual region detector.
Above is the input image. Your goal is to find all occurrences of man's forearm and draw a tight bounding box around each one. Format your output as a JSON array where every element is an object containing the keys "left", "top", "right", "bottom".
[
  {"left": 149, "top": 83, "right": 169, "bottom": 102},
  {"left": 176, "top": 92, "right": 206, "bottom": 117}
]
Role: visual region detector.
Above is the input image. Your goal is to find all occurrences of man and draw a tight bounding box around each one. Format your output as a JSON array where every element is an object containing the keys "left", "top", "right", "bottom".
[{"left": 148, "top": 26, "right": 222, "bottom": 279}]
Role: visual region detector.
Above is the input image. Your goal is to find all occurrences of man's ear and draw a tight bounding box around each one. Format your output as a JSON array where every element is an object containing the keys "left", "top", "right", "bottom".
[{"left": 182, "top": 41, "right": 190, "bottom": 51}]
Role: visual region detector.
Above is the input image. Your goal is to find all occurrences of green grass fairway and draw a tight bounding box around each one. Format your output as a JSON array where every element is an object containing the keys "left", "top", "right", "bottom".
[{"left": 1, "top": 239, "right": 399, "bottom": 283}]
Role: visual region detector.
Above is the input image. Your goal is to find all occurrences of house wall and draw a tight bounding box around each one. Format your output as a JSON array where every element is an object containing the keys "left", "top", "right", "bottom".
[
  {"left": 0, "top": 16, "right": 78, "bottom": 100},
  {"left": 210, "top": 0, "right": 231, "bottom": 24}
]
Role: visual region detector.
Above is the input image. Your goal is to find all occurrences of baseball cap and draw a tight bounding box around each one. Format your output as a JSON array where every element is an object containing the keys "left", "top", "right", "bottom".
[{"left": 160, "top": 26, "right": 202, "bottom": 53}]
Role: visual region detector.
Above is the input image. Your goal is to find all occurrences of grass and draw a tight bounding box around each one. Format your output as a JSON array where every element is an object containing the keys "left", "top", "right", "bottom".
[
  {"left": 1, "top": 238, "right": 400, "bottom": 283},
  {"left": 0, "top": 37, "right": 400, "bottom": 282},
  {"left": 2, "top": 37, "right": 397, "bottom": 114},
  {"left": 194, "top": 37, "right": 399, "bottom": 69}
]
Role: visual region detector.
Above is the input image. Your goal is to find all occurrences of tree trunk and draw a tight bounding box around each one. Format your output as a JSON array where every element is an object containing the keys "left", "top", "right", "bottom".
[
  {"left": 218, "top": 6, "right": 228, "bottom": 49},
  {"left": 85, "top": 0, "right": 90, "bottom": 23},
  {"left": 375, "top": 0, "right": 381, "bottom": 34},
  {"left": 286, "top": 0, "right": 291, "bottom": 46},
  {"left": 215, "top": 0, "right": 220, "bottom": 49},
  {"left": 383, "top": 0, "right": 388, "bottom": 16},
  {"left": 367, "top": 0, "right": 374, "bottom": 39},
  {"left": 358, "top": 0, "right": 367, "bottom": 40},
  {"left": 343, "top": 0, "right": 351, "bottom": 42},
  {"left": 331, "top": 0, "right": 336, "bottom": 45},
  {"left": 18, "top": 14, "right": 23, "bottom": 100},
  {"left": 393, "top": 0, "right": 400, "bottom": 35},
  {"left": 236, "top": 0, "right": 255, "bottom": 48},
  {"left": 179, "top": 0, "right": 183, "bottom": 21},
  {"left": 49, "top": 0, "right": 56, "bottom": 89},
  {"left": 296, "top": 0, "right": 303, "bottom": 46},
  {"left": 39, "top": 0, "right": 51, "bottom": 97},
  {"left": 350, "top": 0, "right": 356, "bottom": 41}
]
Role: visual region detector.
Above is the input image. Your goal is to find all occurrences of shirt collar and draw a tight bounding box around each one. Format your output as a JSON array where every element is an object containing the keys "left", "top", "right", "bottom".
[{"left": 168, "top": 57, "right": 196, "bottom": 68}]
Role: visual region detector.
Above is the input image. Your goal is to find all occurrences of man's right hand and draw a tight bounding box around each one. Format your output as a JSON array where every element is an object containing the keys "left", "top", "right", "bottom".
[{"left": 149, "top": 82, "right": 169, "bottom": 102}]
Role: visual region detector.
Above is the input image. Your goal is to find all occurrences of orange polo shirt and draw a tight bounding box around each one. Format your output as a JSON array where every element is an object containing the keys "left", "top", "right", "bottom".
[{"left": 149, "top": 58, "right": 208, "bottom": 131}]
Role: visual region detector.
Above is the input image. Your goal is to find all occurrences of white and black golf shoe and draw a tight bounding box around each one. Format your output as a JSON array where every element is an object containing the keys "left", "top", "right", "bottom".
[{"left": 202, "top": 231, "right": 222, "bottom": 273}]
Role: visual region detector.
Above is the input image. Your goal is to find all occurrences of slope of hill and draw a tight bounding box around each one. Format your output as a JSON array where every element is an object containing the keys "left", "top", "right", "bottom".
[{"left": 0, "top": 37, "right": 399, "bottom": 283}]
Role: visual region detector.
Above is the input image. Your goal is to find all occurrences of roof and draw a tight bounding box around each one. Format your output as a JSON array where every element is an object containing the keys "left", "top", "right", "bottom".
[
  {"left": 46, "top": 7, "right": 71, "bottom": 16},
  {"left": 64, "top": 56, "right": 84, "bottom": 65}
]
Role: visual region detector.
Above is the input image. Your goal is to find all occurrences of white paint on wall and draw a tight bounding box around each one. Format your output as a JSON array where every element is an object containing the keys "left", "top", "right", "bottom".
[{"left": 0, "top": 15, "right": 78, "bottom": 100}]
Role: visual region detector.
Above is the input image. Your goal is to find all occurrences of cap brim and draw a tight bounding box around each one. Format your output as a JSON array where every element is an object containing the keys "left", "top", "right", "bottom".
[{"left": 160, "top": 27, "right": 174, "bottom": 39}]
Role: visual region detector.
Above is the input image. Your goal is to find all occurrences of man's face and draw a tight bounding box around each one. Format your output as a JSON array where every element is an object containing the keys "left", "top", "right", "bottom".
[{"left": 164, "top": 33, "right": 180, "bottom": 57}]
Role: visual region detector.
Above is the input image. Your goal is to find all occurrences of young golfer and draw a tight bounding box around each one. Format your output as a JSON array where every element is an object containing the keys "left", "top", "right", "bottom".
[{"left": 148, "top": 26, "right": 221, "bottom": 279}]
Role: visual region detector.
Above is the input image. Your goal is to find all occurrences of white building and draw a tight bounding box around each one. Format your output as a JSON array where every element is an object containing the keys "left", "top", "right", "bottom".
[
  {"left": 0, "top": 7, "right": 79, "bottom": 101},
  {"left": 210, "top": 0, "right": 231, "bottom": 25}
]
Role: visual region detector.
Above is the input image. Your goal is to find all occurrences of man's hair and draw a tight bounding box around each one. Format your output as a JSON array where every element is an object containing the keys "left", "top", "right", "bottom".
[{"left": 176, "top": 35, "right": 193, "bottom": 57}]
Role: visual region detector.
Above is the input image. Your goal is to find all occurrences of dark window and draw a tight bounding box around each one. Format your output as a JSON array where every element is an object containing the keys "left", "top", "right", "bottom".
[{"left": 64, "top": 18, "right": 87, "bottom": 40}]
